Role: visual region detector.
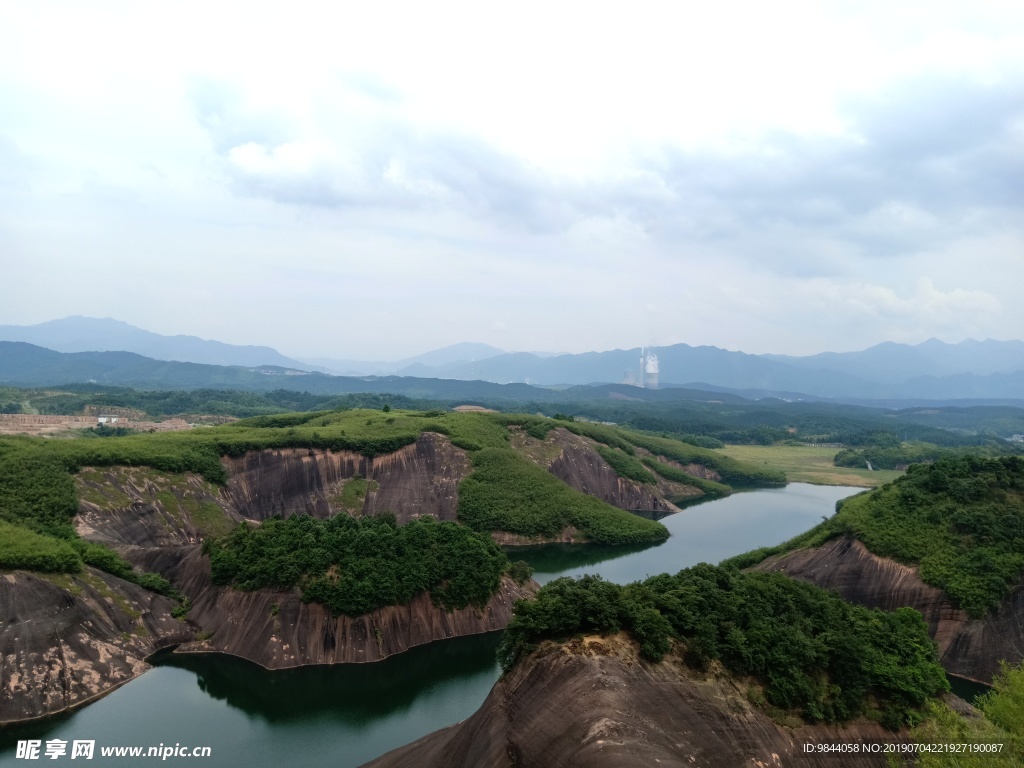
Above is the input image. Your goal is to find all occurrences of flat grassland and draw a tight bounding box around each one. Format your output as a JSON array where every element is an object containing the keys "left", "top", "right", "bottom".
[{"left": 717, "top": 444, "right": 902, "bottom": 487}]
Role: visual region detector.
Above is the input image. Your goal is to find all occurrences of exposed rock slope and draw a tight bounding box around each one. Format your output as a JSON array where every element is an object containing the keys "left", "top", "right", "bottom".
[
  {"left": 76, "top": 466, "right": 240, "bottom": 547},
  {"left": 73, "top": 447, "right": 537, "bottom": 671},
  {"left": 363, "top": 635, "right": 908, "bottom": 768},
  {"left": 220, "top": 432, "right": 469, "bottom": 523},
  {"left": 0, "top": 568, "right": 191, "bottom": 724},
  {"left": 756, "top": 537, "right": 1024, "bottom": 682},
  {"left": 512, "top": 428, "right": 701, "bottom": 515}
]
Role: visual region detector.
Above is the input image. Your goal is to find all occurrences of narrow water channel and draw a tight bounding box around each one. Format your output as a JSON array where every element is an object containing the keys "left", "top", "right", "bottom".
[{"left": 0, "top": 484, "right": 861, "bottom": 767}]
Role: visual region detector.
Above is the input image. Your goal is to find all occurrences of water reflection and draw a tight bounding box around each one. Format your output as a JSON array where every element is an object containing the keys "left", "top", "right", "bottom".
[
  {"left": 154, "top": 633, "right": 501, "bottom": 724},
  {"left": 947, "top": 674, "right": 993, "bottom": 705},
  {"left": 505, "top": 540, "right": 664, "bottom": 575},
  {"left": 0, "top": 484, "right": 864, "bottom": 768}
]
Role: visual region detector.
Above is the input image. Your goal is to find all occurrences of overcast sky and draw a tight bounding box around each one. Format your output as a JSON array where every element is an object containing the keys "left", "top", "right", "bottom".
[{"left": 2, "top": 0, "right": 1022, "bottom": 360}]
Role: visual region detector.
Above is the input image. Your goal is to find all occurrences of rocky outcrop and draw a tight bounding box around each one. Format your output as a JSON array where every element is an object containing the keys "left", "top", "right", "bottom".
[
  {"left": 755, "top": 537, "right": 1024, "bottom": 683},
  {"left": 131, "top": 544, "right": 536, "bottom": 668},
  {"left": 219, "top": 432, "right": 470, "bottom": 523},
  {"left": 0, "top": 569, "right": 192, "bottom": 724},
  {"left": 362, "top": 634, "right": 910, "bottom": 768},
  {"left": 69, "top": 436, "right": 528, "bottom": 671},
  {"left": 514, "top": 428, "right": 700, "bottom": 516},
  {"left": 75, "top": 467, "right": 242, "bottom": 548}
]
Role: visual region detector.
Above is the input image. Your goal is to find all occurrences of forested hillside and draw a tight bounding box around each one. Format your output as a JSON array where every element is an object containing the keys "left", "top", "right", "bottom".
[{"left": 729, "top": 455, "right": 1024, "bottom": 617}]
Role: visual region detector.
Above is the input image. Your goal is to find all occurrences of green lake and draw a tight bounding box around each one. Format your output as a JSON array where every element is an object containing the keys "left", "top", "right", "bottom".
[{"left": 0, "top": 483, "right": 861, "bottom": 767}]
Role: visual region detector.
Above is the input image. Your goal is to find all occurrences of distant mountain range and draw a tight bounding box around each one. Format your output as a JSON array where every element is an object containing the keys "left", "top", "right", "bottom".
[
  {"left": 1, "top": 317, "right": 1022, "bottom": 402},
  {"left": 386, "top": 339, "right": 1024, "bottom": 400},
  {"left": 0, "top": 317, "right": 315, "bottom": 370}
]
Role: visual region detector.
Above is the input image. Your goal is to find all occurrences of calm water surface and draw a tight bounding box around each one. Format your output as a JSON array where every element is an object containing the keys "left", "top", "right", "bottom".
[
  {"left": 0, "top": 483, "right": 860, "bottom": 767},
  {"left": 519, "top": 483, "right": 862, "bottom": 585}
]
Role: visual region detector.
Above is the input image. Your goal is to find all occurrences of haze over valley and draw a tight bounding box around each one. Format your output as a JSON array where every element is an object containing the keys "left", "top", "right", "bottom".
[{"left": 2, "top": 316, "right": 1024, "bottom": 404}]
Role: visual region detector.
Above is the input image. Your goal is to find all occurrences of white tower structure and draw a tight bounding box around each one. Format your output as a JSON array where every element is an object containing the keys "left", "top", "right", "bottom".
[{"left": 645, "top": 352, "right": 659, "bottom": 390}]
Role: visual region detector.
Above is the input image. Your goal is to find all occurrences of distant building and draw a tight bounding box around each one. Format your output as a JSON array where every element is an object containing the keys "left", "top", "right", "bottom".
[{"left": 96, "top": 416, "right": 119, "bottom": 425}]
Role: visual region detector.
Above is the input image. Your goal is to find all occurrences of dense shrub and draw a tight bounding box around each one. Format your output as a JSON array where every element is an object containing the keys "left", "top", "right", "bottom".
[
  {"left": 0, "top": 439, "right": 79, "bottom": 537},
  {"left": 0, "top": 520, "right": 82, "bottom": 573},
  {"left": 205, "top": 513, "right": 509, "bottom": 615},
  {"left": 833, "top": 442, "right": 969, "bottom": 470}
]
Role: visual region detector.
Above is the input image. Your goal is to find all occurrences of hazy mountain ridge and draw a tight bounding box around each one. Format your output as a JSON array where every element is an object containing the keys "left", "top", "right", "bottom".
[
  {"left": 411, "top": 340, "right": 1024, "bottom": 399},
  {"left": 305, "top": 342, "right": 507, "bottom": 377},
  {"left": 763, "top": 338, "right": 1024, "bottom": 383},
  {"left": 0, "top": 317, "right": 316, "bottom": 371}
]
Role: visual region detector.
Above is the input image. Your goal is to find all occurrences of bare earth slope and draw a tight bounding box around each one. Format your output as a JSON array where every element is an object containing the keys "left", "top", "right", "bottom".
[
  {"left": 755, "top": 537, "right": 1024, "bottom": 682},
  {"left": 0, "top": 569, "right": 191, "bottom": 724},
  {"left": 363, "top": 635, "right": 908, "bottom": 768}
]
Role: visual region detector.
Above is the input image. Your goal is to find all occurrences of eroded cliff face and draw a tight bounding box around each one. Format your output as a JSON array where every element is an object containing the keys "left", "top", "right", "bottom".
[
  {"left": 0, "top": 569, "right": 191, "bottom": 724},
  {"left": 219, "top": 432, "right": 470, "bottom": 524},
  {"left": 512, "top": 428, "right": 701, "bottom": 515},
  {"left": 75, "top": 466, "right": 243, "bottom": 548},
  {"left": 73, "top": 445, "right": 536, "bottom": 670},
  {"left": 135, "top": 543, "right": 535, "bottom": 668},
  {"left": 755, "top": 537, "right": 1024, "bottom": 683},
  {"left": 362, "top": 634, "right": 909, "bottom": 768},
  {"left": 4, "top": 432, "right": 548, "bottom": 723}
]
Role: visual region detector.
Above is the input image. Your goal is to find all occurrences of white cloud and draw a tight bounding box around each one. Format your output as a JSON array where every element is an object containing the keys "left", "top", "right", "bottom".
[{"left": 1, "top": 0, "right": 1023, "bottom": 358}]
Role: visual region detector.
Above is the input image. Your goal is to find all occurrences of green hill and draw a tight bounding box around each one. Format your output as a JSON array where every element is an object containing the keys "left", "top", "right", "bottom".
[
  {"left": 1, "top": 408, "right": 785, "bottom": 614},
  {"left": 498, "top": 565, "right": 948, "bottom": 729},
  {"left": 727, "top": 455, "right": 1024, "bottom": 617}
]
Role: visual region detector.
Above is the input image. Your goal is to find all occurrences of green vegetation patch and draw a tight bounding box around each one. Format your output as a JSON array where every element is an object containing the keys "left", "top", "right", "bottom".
[
  {"left": 719, "top": 443, "right": 901, "bottom": 487},
  {"left": 71, "top": 539, "right": 181, "bottom": 599},
  {"left": 641, "top": 457, "right": 731, "bottom": 497},
  {"left": 331, "top": 476, "right": 379, "bottom": 512},
  {"left": 75, "top": 467, "right": 135, "bottom": 508},
  {"left": 191, "top": 501, "right": 234, "bottom": 539},
  {"left": 457, "top": 448, "right": 668, "bottom": 545},
  {"left": 205, "top": 513, "right": 509, "bottom": 616},
  {"left": 622, "top": 432, "right": 786, "bottom": 486},
  {"left": 833, "top": 456, "right": 1024, "bottom": 618},
  {"left": 227, "top": 408, "right": 511, "bottom": 454},
  {"left": 832, "top": 441, "right": 997, "bottom": 471},
  {"left": 498, "top": 565, "right": 948, "bottom": 729},
  {"left": 0, "top": 439, "right": 79, "bottom": 537},
  {"left": 908, "top": 662, "right": 1024, "bottom": 768},
  {"left": 493, "top": 414, "right": 782, "bottom": 490},
  {"left": 593, "top": 444, "right": 656, "bottom": 485},
  {"left": 0, "top": 519, "right": 82, "bottom": 573},
  {"left": 728, "top": 455, "right": 1024, "bottom": 618}
]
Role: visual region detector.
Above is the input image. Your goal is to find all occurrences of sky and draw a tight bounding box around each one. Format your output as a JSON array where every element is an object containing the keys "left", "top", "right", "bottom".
[{"left": 1, "top": 0, "right": 1022, "bottom": 361}]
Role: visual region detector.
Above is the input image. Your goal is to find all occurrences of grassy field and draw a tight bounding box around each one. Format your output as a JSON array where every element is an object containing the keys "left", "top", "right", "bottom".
[{"left": 718, "top": 444, "right": 902, "bottom": 487}]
